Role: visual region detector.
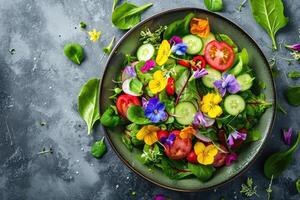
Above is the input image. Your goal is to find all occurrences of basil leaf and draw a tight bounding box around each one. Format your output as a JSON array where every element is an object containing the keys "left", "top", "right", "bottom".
[
  {"left": 245, "top": 130, "right": 262, "bottom": 142},
  {"left": 250, "top": 0, "right": 288, "bottom": 50},
  {"left": 129, "top": 78, "right": 143, "bottom": 95},
  {"left": 296, "top": 179, "right": 300, "bottom": 194},
  {"left": 64, "top": 43, "right": 84, "bottom": 65},
  {"left": 78, "top": 78, "right": 100, "bottom": 134},
  {"left": 288, "top": 71, "right": 300, "bottom": 79},
  {"left": 91, "top": 137, "right": 107, "bottom": 158},
  {"left": 112, "top": 2, "right": 153, "bottom": 30},
  {"left": 127, "top": 105, "right": 151, "bottom": 125},
  {"left": 188, "top": 163, "right": 215, "bottom": 181},
  {"left": 204, "top": 0, "right": 223, "bottom": 12},
  {"left": 285, "top": 86, "right": 300, "bottom": 106}
]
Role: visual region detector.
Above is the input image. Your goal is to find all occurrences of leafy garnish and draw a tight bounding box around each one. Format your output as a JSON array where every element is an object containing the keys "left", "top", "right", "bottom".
[
  {"left": 266, "top": 175, "right": 274, "bottom": 200},
  {"left": 140, "top": 26, "right": 167, "bottom": 48},
  {"left": 285, "top": 86, "right": 300, "bottom": 106},
  {"left": 127, "top": 106, "right": 151, "bottom": 125},
  {"left": 91, "top": 137, "right": 107, "bottom": 158},
  {"left": 240, "top": 177, "right": 259, "bottom": 197},
  {"left": 288, "top": 71, "right": 300, "bottom": 79},
  {"left": 78, "top": 78, "right": 100, "bottom": 134},
  {"left": 204, "top": 0, "right": 223, "bottom": 12},
  {"left": 187, "top": 163, "right": 215, "bottom": 182},
  {"left": 103, "top": 36, "right": 115, "bottom": 54},
  {"left": 245, "top": 129, "right": 262, "bottom": 142},
  {"left": 64, "top": 43, "right": 84, "bottom": 65},
  {"left": 249, "top": 0, "right": 288, "bottom": 50},
  {"left": 79, "top": 21, "right": 87, "bottom": 29},
  {"left": 140, "top": 144, "right": 161, "bottom": 164}
]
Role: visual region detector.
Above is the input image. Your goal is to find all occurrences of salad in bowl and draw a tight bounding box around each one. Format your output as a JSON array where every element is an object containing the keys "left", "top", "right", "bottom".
[{"left": 100, "top": 13, "right": 272, "bottom": 182}]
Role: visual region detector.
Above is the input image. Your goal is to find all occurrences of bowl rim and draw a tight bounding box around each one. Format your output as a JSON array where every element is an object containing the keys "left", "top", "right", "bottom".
[{"left": 99, "top": 7, "right": 277, "bottom": 192}]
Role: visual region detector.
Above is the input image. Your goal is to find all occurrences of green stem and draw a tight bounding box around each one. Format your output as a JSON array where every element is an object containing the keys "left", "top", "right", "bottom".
[
  {"left": 75, "top": 55, "right": 81, "bottom": 64},
  {"left": 286, "top": 133, "right": 300, "bottom": 155},
  {"left": 271, "top": 34, "right": 277, "bottom": 51}
]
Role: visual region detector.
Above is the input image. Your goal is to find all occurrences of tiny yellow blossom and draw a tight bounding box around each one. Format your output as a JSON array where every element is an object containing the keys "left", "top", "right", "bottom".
[
  {"left": 180, "top": 126, "right": 196, "bottom": 139},
  {"left": 136, "top": 125, "right": 160, "bottom": 145},
  {"left": 200, "top": 93, "right": 223, "bottom": 118},
  {"left": 148, "top": 70, "right": 167, "bottom": 94},
  {"left": 194, "top": 142, "right": 218, "bottom": 165},
  {"left": 156, "top": 40, "right": 171, "bottom": 66},
  {"left": 88, "top": 29, "right": 101, "bottom": 42}
]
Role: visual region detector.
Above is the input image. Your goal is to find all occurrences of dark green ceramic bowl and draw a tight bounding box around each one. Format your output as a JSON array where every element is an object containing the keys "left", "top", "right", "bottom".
[{"left": 99, "top": 8, "right": 276, "bottom": 192}]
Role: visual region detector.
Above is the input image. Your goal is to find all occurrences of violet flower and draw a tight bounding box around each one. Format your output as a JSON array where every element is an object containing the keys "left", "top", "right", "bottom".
[
  {"left": 227, "top": 130, "right": 247, "bottom": 148},
  {"left": 141, "top": 59, "right": 156, "bottom": 73},
  {"left": 171, "top": 43, "right": 188, "bottom": 56},
  {"left": 225, "top": 152, "right": 238, "bottom": 166},
  {"left": 144, "top": 97, "right": 168, "bottom": 123},
  {"left": 142, "top": 97, "right": 148, "bottom": 109},
  {"left": 121, "top": 66, "right": 136, "bottom": 82},
  {"left": 283, "top": 128, "right": 293, "bottom": 145},
  {"left": 193, "top": 111, "right": 215, "bottom": 127},
  {"left": 168, "top": 36, "right": 182, "bottom": 45},
  {"left": 285, "top": 43, "right": 300, "bottom": 51},
  {"left": 193, "top": 68, "right": 208, "bottom": 79},
  {"left": 154, "top": 194, "right": 166, "bottom": 200},
  {"left": 213, "top": 73, "right": 241, "bottom": 97},
  {"left": 160, "top": 133, "right": 176, "bottom": 146}
]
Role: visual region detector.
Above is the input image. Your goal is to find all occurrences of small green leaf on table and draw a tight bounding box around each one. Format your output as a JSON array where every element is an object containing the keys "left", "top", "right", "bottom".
[
  {"left": 285, "top": 86, "right": 300, "bottom": 106},
  {"left": 204, "top": 0, "right": 223, "bottom": 12},
  {"left": 91, "top": 137, "right": 107, "bottom": 158},
  {"left": 103, "top": 36, "right": 115, "bottom": 54},
  {"left": 64, "top": 43, "right": 84, "bottom": 65}
]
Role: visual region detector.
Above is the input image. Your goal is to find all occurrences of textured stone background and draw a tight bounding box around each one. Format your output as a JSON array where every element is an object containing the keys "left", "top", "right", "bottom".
[{"left": 0, "top": 0, "right": 299, "bottom": 199}]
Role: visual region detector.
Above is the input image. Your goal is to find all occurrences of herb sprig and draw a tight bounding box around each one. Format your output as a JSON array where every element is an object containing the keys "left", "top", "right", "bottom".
[{"left": 240, "top": 177, "right": 259, "bottom": 197}]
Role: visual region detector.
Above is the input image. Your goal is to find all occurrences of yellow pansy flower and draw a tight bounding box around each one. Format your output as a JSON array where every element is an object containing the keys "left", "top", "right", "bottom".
[
  {"left": 180, "top": 126, "right": 196, "bottom": 139},
  {"left": 88, "top": 29, "right": 101, "bottom": 42},
  {"left": 194, "top": 142, "right": 218, "bottom": 165},
  {"left": 148, "top": 70, "right": 167, "bottom": 94},
  {"left": 200, "top": 93, "right": 223, "bottom": 118},
  {"left": 156, "top": 40, "right": 171, "bottom": 66},
  {"left": 136, "top": 125, "right": 160, "bottom": 145}
]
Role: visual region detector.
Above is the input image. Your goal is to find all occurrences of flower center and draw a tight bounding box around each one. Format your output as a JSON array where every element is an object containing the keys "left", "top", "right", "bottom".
[{"left": 154, "top": 109, "right": 158, "bottom": 114}]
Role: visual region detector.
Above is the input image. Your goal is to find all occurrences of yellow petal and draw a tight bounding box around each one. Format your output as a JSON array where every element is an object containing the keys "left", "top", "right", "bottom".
[
  {"left": 208, "top": 105, "right": 223, "bottom": 118},
  {"left": 213, "top": 93, "right": 222, "bottom": 104},
  {"left": 147, "top": 125, "right": 160, "bottom": 132},
  {"left": 202, "top": 155, "right": 214, "bottom": 165},
  {"left": 136, "top": 126, "right": 148, "bottom": 140},
  {"left": 201, "top": 104, "right": 211, "bottom": 113},
  {"left": 144, "top": 132, "right": 158, "bottom": 145},
  {"left": 149, "top": 80, "right": 160, "bottom": 94},
  {"left": 156, "top": 40, "right": 171, "bottom": 66},
  {"left": 194, "top": 142, "right": 205, "bottom": 155},
  {"left": 153, "top": 70, "right": 164, "bottom": 80},
  {"left": 197, "top": 153, "right": 205, "bottom": 164},
  {"left": 205, "top": 145, "right": 218, "bottom": 157}
]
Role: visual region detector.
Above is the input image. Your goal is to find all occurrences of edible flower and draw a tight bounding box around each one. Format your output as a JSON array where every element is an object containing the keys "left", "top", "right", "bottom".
[
  {"left": 213, "top": 74, "right": 241, "bottom": 97},
  {"left": 194, "top": 142, "right": 218, "bottom": 165},
  {"left": 154, "top": 194, "right": 166, "bottom": 200},
  {"left": 88, "top": 29, "right": 101, "bottom": 42},
  {"left": 171, "top": 43, "right": 188, "bottom": 56},
  {"left": 168, "top": 36, "right": 183, "bottom": 45},
  {"left": 227, "top": 130, "right": 247, "bottom": 148},
  {"left": 180, "top": 126, "right": 196, "bottom": 139},
  {"left": 149, "top": 70, "right": 167, "bottom": 94},
  {"left": 160, "top": 133, "right": 176, "bottom": 146},
  {"left": 144, "top": 97, "right": 168, "bottom": 123},
  {"left": 283, "top": 127, "right": 293, "bottom": 145},
  {"left": 193, "top": 68, "right": 208, "bottom": 79},
  {"left": 190, "top": 18, "right": 210, "bottom": 38},
  {"left": 156, "top": 40, "right": 171, "bottom": 66},
  {"left": 121, "top": 66, "right": 136, "bottom": 82},
  {"left": 225, "top": 152, "right": 238, "bottom": 166},
  {"left": 141, "top": 59, "right": 156, "bottom": 73},
  {"left": 285, "top": 43, "right": 300, "bottom": 51},
  {"left": 136, "top": 125, "right": 160, "bottom": 145},
  {"left": 193, "top": 111, "right": 215, "bottom": 128},
  {"left": 200, "top": 93, "right": 223, "bottom": 118}
]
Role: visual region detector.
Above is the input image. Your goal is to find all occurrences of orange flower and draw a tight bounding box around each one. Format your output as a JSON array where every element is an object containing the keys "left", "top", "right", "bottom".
[
  {"left": 190, "top": 18, "right": 210, "bottom": 38},
  {"left": 180, "top": 126, "right": 196, "bottom": 139}
]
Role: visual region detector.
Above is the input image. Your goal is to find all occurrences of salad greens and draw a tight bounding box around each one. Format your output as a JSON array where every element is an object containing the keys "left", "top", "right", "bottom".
[
  {"left": 91, "top": 137, "right": 107, "bottom": 158},
  {"left": 288, "top": 71, "right": 300, "bottom": 79},
  {"left": 250, "top": 0, "right": 288, "bottom": 50},
  {"left": 64, "top": 43, "right": 84, "bottom": 65},
  {"left": 187, "top": 163, "right": 215, "bottom": 181},
  {"left": 285, "top": 86, "right": 300, "bottom": 106},
  {"left": 204, "top": 0, "right": 223, "bottom": 12},
  {"left": 100, "top": 106, "right": 121, "bottom": 127},
  {"left": 240, "top": 177, "right": 258, "bottom": 197}
]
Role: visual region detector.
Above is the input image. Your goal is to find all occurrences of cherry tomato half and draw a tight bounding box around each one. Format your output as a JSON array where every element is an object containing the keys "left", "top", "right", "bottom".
[
  {"left": 204, "top": 41, "right": 235, "bottom": 71},
  {"left": 191, "top": 55, "right": 206, "bottom": 71},
  {"left": 186, "top": 150, "right": 198, "bottom": 163},
  {"left": 166, "top": 77, "right": 175, "bottom": 96},
  {"left": 178, "top": 59, "right": 191, "bottom": 68},
  {"left": 116, "top": 94, "right": 141, "bottom": 118},
  {"left": 164, "top": 137, "right": 192, "bottom": 160}
]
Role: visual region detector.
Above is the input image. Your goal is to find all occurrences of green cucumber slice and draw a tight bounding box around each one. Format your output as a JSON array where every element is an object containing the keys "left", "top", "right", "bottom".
[
  {"left": 237, "top": 73, "right": 254, "bottom": 91},
  {"left": 224, "top": 95, "right": 246, "bottom": 116},
  {"left": 228, "top": 55, "right": 243, "bottom": 75},
  {"left": 202, "top": 67, "right": 222, "bottom": 88},
  {"left": 174, "top": 102, "right": 197, "bottom": 125},
  {"left": 137, "top": 43, "right": 155, "bottom": 61},
  {"left": 182, "top": 35, "right": 203, "bottom": 55},
  {"left": 200, "top": 33, "right": 215, "bottom": 55}
]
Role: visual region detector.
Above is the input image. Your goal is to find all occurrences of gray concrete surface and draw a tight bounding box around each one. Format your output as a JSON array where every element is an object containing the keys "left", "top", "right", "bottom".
[{"left": 0, "top": 0, "right": 300, "bottom": 199}]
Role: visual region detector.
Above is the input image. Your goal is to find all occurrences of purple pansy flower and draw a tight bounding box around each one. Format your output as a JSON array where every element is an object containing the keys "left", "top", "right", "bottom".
[
  {"left": 283, "top": 127, "right": 293, "bottom": 145},
  {"left": 142, "top": 97, "right": 148, "bottom": 109},
  {"left": 171, "top": 43, "right": 188, "bottom": 56},
  {"left": 141, "top": 59, "right": 156, "bottom": 73},
  {"left": 121, "top": 66, "right": 136, "bottom": 82},
  {"left": 225, "top": 152, "right": 238, "bottom": 166},
  {"left": 193, "top": 111, "right": 215, "bottom": 127},
  {"left": 227, "top": 130, "right": 247, "bottom": 147},
  {"left": 160, "top": 133, "right": 176, "bottom": 146},
  {"left": 144, "top": 97, "right": 168, "bottom": 123},
  {"left": 213, "top": 73, "right": 241, "bottom": 97},
  {"left": 168, "top": 36, "right": 182, "bottom": 45},
  {"left": 285, "top": 43, "right": 300, "bottom": 51},
  {"left": 193, "top": 68, "right": 208, "bottom": 79}
]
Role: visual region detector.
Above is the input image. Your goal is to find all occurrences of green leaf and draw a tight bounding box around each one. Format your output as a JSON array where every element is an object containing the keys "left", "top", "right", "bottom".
[
  {"left": 239, "top": 48, "right": 249, "bottom": 66},
  {"left": 129, "top": 78, "right": 143, "bottom": 95},
  {"left": 285, "top": 86, "right": 300, "bottom": 106},
  {"left": 112, "top": 0, "right": 120, "bottom": 11},
  {"left": 112, "top": 2, "right": 153, "bottom": 30},
  {"left": 127, "top": 106, "right": 151, "bottom": 125},
  {"left": 103, "top": 36, "right": 115, "bottom": 55},
  {"left": 91, "top": 137, "right": 107, "bottom": 158},
  {"left": 64, "top": 43, "right": 84, "bottom": 65},
  {"left": 140, "top": 144, "right": 162, "bottom": 164},
  {"left": 78, "top": 78, "right": 100, "bottom": 134},
  {"left": 216, "top": 34, "right": 238, "bottom": 52},
  {"left": 204, "top": 0, "right": 223, "bottom": 12},
  {"left": 245, "top": 130, "right": 262, "bottom": 142},
  {"left": 122, "top": 135, "right": 133, "bottom": 151},
  {"left": 250, "top": 0, "right": 288, "bottom": 50},
  {"left": 288, "top": 71, "right": 300, "bottom": 79},
  {"left": 296, "top": 178, "right": 300, "bottom": 194},
  {"left": 187, "top": 163, "right": 215, "bottom": 182},
  {"left": 175, "top": 69, "right": 189, "bottom": 95}
]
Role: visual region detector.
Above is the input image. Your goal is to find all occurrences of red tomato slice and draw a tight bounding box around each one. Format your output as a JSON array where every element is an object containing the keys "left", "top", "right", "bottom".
[
  {"left": 164, "top": 137, "right": 192, "bottom": 160},
  {"left": 116, "top": 94, "right": 141, "bottom": 118},
  {"left": 166, "top": 77, "right": 175, "bottom": 96},
  {"left": 204, "top": 41, "right": 235, "bottom": 71},
  {"left": 191, "top": 55, "right": 206, "bottom": 71}
]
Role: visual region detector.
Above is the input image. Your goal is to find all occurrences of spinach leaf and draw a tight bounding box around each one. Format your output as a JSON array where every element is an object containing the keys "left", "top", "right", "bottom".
[
  {"left": 188, "top": 163, "right": 215, "bottom": 181},
  {"left": 91, "top": 137, "right": 107, "bottom": 158},
  {"left": 157, "top": 157, "right": 192, "bottom": 180},
  {"left": 64, "top": 43, "right": 84, "bottom": 65},
  {"left": 264, "top": 133, "right": 300, "bottom": 178},
  {"left": 112, "top": 0, "right": 120, "bottom": 11},
  {"left": 245, "top": 93, "right": 273, "bottom": 117},
  {"left": 78, "top": 78, "right": 100, "bottom": 134},
  {"left": 288, "top": 71, "right": 300, "bottom": 79},
  {"left": 135, "top": 61, "right": 153, "bottom": 84},
  {"left": 245, "top": 130, "right": 262, "bottom": 142},
  {"left": 112, "top": 2, "right": 153, "bottom": 30},
  {"left": 127, "top": 105, "right": 151, "bottom": 124},
  {"left": 129, "top": 78, "right": 143, "bottom": 95},
  {"left": 250, "top": 0, "right": 288, "bottom": 50},
  {"left": 204, "top": 0, "right": 223, "bottom": 12},
  {"left": 296, "top": 179, "right": 300, "bottom": 194},
  {"left": 285, "top": 86, "right": 300, "bottom": 106}
]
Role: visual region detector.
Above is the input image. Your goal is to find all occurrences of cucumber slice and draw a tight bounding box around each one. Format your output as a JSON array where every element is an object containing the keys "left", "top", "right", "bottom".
[
  {"left": 224, "top": 95, "right": 246, "bottom": 116},
  {"left": 202, "top": 67, "right": 222, "bottom": 88},
  {"left": 174, "top": 102, "right": 197, "bottom": 125},
  {"left": 228, "top": 55, "right": 243, "bottom": 75},
  {"left": 182, "top": 35, "right": 203, "bottom": 55},
  {"left": 239, "top": 48, "right": 249, "bottom": 66},
  {"left": 200, "top": 33, "right": 215, "bottom": 55},
  {"left": 237, "top": 73, "right": 254, "bottom": 91},
  {"left": 137, "top": 44, "right": 155, "bottom": 61}
]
